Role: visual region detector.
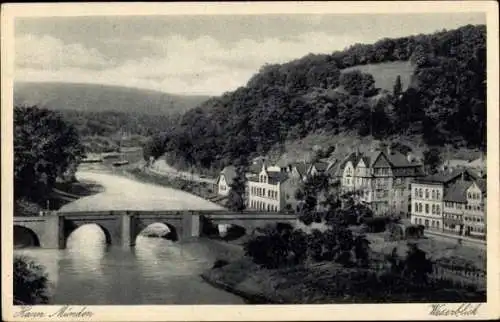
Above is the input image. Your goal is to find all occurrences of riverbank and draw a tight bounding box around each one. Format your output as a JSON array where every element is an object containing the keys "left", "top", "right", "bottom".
[
  {"left": 124, "top": 166, "right": 222, "bottom": 205},
  {"left": 201, "top": 255, "right": 486, "bottom": 304}
]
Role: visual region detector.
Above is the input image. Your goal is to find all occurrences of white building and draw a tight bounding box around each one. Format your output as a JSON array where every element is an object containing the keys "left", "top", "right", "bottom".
[
  {"left": 246, "top": 163, "right": 295, "bottom": 212},
  {"left": 216, "top": 165, "right": 237, "bottom": 196}
]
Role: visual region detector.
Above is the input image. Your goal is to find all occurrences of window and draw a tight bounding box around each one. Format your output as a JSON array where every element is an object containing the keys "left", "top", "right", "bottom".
[
  {"left": 436, "top": 221, "right": 440, "bottom": 229},
  {"left": 425, "top": 219, "right": 429, "bottom": 228},
  {"left": 425, "top": 189, "right": 429, "bottom": 199},
  {"left": 436, "top": 205, "right": 440, "bottom": 214},
  {"left": 419, "top": 188, "right": 423, "bottom": 198},
  {"left": 432, "top": 190, "right": 436, "bottom": 199},
  {"left": 431, "top": 205, "right": 435, "bottom": 214},
  {"left": 414, "top": 202, "right": 418, "bottom": 212},
  {"left": 425, "top": 204, "right": 429, "bottom": 214}
]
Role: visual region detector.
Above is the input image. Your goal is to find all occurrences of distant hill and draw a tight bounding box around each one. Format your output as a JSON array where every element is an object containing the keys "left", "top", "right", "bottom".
[
  {"left": 14, "top": 82, "right": 210, "bottom": 116},
  {"left": 341, "top": 61, "right": 415, "bottom": 92}
]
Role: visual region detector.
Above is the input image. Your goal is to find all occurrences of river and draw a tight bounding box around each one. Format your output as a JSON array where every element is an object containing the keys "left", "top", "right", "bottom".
[{"left": 14, "top": 169, "right": 244, "bottom": 305}]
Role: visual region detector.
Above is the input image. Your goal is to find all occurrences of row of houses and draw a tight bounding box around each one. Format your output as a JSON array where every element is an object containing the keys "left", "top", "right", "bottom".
[
  {"left": 217, "top": 157, "right": 338, "bottom": 213},
  {"left": 411, "top": 170, "right": 487, "bottom": 239},
  {"left": 216, "top": 147, "right": 487, "bottom": 240}
]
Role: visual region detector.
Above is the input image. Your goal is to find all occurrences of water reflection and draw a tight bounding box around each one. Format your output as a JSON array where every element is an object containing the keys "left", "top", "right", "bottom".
[
  {"left": 66, "top": 224, "right": 107, "bottom": 277},
  {"left": 14, "top": 230, "right": 245, "bottom": 304}
]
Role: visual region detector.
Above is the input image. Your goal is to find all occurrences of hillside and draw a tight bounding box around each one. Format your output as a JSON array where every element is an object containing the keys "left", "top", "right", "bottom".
[
  {"left": 14, "top": 82, "right": 210, "bottom": 116},
  {"left": 144, "top": 24, "right": 486, "bottom": 172},
  {"left": 341, "top": 61, "right": 415, "bottom": 92}
]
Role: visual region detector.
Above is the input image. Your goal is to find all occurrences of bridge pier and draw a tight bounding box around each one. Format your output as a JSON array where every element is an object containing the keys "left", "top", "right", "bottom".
[{"left": 121, "top": 213, "right": 134, "bottom": 248}]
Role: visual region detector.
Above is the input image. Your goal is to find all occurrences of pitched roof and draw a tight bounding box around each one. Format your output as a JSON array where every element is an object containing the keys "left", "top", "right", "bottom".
[
  {"left": 292, "top": 163, "right": 309, "bottom": 177},
  {"left": 443, "top": 181, "right": 470, "bottom": 203},
  {"left": 387, "top": 150, "right": 422, "bottom": 167},
  {"left": 312, "top": 161, "right": 329, "bottom": 172},
  {"left": 474, "top": 179, "right": 487, "bottom": 194},
  {"left": 268, "top": 171, "right": 289, "bottom": 184},
  {"left": 416, "top": 169, "right": 479, "bottom": 185},
  {"left": 219, "top": 165, "right": 237, "bottom": 185},
  {"left": 467, "top": 156, "right": 486, "bottom": 168},
  {"left": 248, "top": 163, "right": 263, "bottom": 174}
]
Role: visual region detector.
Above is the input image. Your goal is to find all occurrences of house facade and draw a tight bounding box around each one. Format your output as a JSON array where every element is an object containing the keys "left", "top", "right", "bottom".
[
  {"left": 246, "top": 163, "right": 295, "bottom": 212},
  {"left": 411, "top": 170, "right": 486, "bottom": 240},
  {"left": 338, "top": 148, "right": 424, "bottom": 215}
]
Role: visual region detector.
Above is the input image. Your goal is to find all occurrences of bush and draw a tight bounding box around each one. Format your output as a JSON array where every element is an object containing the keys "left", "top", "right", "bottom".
[
  {"left": 405, "top": 224, "right": 425, "bottom": 239},
  {"left": 385, "top": 222, "right": 405, "bottom": 241},
  {"left": 244, "top": 223, "right": 306, "bottom": 269},
  {"left": 13, "top": 256, "right": 50, "bottom": 304},
  {"left": 362, "top": 216, "right": 391, "bottom": 233}
]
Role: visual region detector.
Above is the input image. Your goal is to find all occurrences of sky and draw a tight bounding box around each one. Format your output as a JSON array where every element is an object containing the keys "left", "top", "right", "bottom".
[{"left": 14, "top": 13, "right": 485, "bottom": 96}]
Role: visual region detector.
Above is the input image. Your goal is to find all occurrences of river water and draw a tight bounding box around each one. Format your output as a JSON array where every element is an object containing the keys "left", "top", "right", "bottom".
[{"left": 14, "top": 168, "right": 244, "bottom": 305}]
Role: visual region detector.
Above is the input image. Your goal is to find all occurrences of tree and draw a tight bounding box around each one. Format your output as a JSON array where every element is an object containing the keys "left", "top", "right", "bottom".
[
  {"left": 13, "top": 256, "right": 49, "bottom": 304},
  {"left": 14, "top": 106, "right": 84, "bottom": 208},
  {"left": 339, "top": 70, "right": 377, "bottom": 96},
  {"left": 423, "top": 147, "right": 442, "bottom": 174},
  {"left": 227, "top": 164, "right": 247, "bottom": 212},
  {"left": 403, "top": 243, "right": 433, "bottom": 284},
  {"left": 143, "top": 133, "right": 167, "bottom": 163},
  {"left": 354, "top": 234, "right": 371, "bottom": 267},
  {"left": 393, "top": 75, "right": 403, "bottom": 97}
]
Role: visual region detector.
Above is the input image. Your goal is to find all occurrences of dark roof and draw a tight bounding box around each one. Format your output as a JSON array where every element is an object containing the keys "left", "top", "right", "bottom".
[
  {"left": 416, "top": 169, "right": 479, "bottom": 184},
  {"left": 325, "top": 159, "right": 338, "bottom": 173},
  {"left": 313, "top": 161, "right": 329, "bottom": 172},
  {"left": 443, "top": 181, "right": 470, "bottom": 203},
  {"left": 219, "top": 165, "right": 237, "bottom": 185},
  {"left": 268, "top": 171, "right": 289, "bottom": 184},
  {"left": 475, "top": 179, "right": 487, "bottom": 194},
  {"left": 248, "top": 163, "right": 263, "bottom": 174},
  {"left": 387, "top": 150, "right": 422, "bottom": 167},
  {"left": 292, "top": 163, "right": 309, "bottom": 177}
]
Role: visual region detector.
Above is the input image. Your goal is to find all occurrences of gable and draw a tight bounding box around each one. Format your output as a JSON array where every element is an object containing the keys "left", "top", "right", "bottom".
[
  {"left": 343, "top": 161, "right": 354, "bottom": 176},
  {"left": 466, "top": 182, "right": 481, "bottom": 194},
  {"left": 372, "top": 153, "right": 391, "bottom": 168},
  {"left": 357, "top": 158, "right": 366, "bottom": 168}
]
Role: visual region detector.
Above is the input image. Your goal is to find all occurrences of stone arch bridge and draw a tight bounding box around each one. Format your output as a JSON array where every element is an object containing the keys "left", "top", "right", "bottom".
[{"left": 13, "top": 210, "right": 296, "bottom": 249}]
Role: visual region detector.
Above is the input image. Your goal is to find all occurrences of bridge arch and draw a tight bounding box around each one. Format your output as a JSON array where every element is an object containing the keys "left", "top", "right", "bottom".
[
  {"left": 14, "top": 225, "right": 41, "bottom": 248},
  {"left": 135, "top": 222, "right": 179, "bottom": 242},
  {"left": 65, "top": 223, "right": 112, "bottom": 247}
]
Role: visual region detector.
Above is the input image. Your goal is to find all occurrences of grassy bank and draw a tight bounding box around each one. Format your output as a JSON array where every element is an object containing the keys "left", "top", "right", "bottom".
[
  {"left": 202, "top": 256, "right": 486, "bottom": 304},
  {"left": 125, "top": 166, "right": 218, "bottom": 202}
]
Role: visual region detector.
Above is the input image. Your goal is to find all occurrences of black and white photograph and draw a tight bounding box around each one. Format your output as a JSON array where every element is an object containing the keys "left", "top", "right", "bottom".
[{"left": 2, "top": 1, "right": 499, "bottom": 321}]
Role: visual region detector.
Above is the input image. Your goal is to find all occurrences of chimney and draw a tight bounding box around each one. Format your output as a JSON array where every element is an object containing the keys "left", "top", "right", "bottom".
[{"left": 387, "top": 146, "right": 392, "bottom": 155}]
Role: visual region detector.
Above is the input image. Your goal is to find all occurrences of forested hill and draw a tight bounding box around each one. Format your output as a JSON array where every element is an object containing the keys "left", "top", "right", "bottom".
[
  {"left": 14, "top": 82, "right": 210, "bottom": 116},
  {"left": 153, "top": 24, "right": 486, "bottom": 171}
]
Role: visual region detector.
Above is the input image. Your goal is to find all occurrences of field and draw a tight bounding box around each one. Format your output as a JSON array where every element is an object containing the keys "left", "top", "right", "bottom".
[{"left": 341, "top": 61, "right": 415, "bottom": 92}]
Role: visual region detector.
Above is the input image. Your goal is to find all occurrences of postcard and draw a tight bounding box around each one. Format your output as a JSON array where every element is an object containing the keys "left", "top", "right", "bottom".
[{"left": 2, "top": 1, "right": 499, "bottom": 321}]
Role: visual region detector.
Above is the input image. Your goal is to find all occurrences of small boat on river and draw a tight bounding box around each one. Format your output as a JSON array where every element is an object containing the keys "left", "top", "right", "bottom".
[{"left": 112, "top": 160, "right": 129, "bottom": 167}]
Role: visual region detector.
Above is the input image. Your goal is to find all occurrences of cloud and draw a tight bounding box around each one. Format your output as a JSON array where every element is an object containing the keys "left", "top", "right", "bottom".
[
  {"left": 13, "top": 31, "right": 391, "bottom": 95},
  {"left": 15, "top": 34, "right": 113, "bottom": 70}
]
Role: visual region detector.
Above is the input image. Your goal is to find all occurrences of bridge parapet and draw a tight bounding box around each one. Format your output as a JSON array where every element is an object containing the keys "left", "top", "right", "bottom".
[{"left": 14, "top": 210, "right": 298, "bottom": 249}]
